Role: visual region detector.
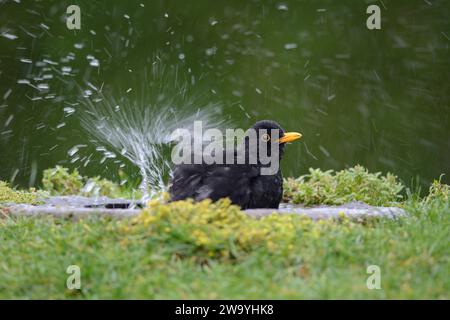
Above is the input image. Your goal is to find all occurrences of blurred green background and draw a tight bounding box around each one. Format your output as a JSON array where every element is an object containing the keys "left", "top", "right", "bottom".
[{"left": 0, "top": 0, "right": 449, "bottom": 189}]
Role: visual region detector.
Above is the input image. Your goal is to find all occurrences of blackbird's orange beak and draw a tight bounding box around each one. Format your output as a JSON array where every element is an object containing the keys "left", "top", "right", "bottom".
[{"left": 277, "top": 132, "right": 302, "bottom": 144}]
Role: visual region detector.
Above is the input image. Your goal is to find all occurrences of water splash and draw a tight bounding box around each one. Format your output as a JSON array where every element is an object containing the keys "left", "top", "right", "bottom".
[{"left": 79, "top": 89, "right": 227, "bottom": 202}]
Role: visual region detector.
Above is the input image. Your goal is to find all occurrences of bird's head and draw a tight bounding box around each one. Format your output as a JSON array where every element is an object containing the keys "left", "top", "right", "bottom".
[{"left": 243, "top": 120, "right": 302, "bottom": 163}]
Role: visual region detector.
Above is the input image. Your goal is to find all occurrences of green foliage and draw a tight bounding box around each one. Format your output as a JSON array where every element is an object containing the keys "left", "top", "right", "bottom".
[
  {"left": 42, "top": 166, "right": 84, "bottom": 195},
  {"left": 283, "top": 165, "right": 404, "bottom": 206},
  {"left": 80, "top": 177, "right": 120, "bottom": 198},
  {"left": 0, "top": 181, "right": 39, "bottom": 204},
  {"left": 0, "top": 195, "right": 448, "bottom": 299},
  {"left": 124, "top": 198, "right": 346, "bottom": 259},
  {"left": 423, "top": 175, "right": 449, "bottom": 204},
  {"left": 42, "top": 166, "right": 120, "bottom": 197},
  {"left": 0, "top": 166, "right": 448, "bottom": 298}
]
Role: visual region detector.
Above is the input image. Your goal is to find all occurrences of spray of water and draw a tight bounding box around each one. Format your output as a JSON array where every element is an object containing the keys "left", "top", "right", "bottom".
[{"left": 79, "top": 87, "right": 228, "bottom": 201}]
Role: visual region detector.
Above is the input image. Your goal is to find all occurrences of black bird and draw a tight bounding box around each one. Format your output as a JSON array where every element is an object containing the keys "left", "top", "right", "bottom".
[{"left": 169, "top": 120, "right": 302, "bottom": 209}]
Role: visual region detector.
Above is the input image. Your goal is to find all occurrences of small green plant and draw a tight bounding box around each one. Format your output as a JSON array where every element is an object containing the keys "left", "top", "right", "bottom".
[
  {"left": 423, "top": 175, "right": 449, "bottom": 204},
  {"left": 42, "top": 166, "right": 120, "bottom": 197},
  {"left": 0, "top": 181, "right": 39, "bottom": 204},
  {"left": 283, "top": 165, "right": 404, "bottom": 206},
  {"left": 80, "top": 177, "right": 120, "bottom": 197},
  {"left": 42, "top": 166, "right": 84, "bottom": 195}
]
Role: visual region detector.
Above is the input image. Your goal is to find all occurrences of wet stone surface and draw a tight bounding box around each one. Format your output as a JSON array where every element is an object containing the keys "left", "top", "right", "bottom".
[
  {"left": 249, "top": 202, "right": 406, "bottom": 220},
  {"left": 4, "top": 196, "right": 407, "bottom": 220}
]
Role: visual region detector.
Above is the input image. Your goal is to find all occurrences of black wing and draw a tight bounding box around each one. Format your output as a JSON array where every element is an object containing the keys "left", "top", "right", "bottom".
[{"left": 169, "top": 163, "right": 260, "bottom": 209}]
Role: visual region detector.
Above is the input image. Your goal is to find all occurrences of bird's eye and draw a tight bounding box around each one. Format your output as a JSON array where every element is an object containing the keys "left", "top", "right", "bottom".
[{"left": 261, "top": 133, "right": 271, "bottom": 142}]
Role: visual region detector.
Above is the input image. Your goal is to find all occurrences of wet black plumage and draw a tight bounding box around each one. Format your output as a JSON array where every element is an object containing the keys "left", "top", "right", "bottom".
[{"left": 169, "top": 120, "right": 301, "bottom": 209}]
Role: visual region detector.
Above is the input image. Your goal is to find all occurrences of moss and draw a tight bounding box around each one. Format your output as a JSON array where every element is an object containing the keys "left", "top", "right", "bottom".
[
  {"left": 0, "top": 181, "right": 39, "bottom": 204},
  {"left": 124, "top": 197, "right": 354, "bottom": 260},
  {"left": 283, "top": 165, "right": 404, "bottom": 206},
  {"left": 122, "top": 174, "right": 446, "bottom": 262}
]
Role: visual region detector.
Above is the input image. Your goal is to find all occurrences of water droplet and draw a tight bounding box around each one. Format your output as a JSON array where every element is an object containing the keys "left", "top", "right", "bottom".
[
  {"left": 89, "top": 59, "right": 100, "bottom": 67},
  {"left": 68, "top": 146, "right": 79, "bottom": 156},
  {"left": 37, "top": 83, "right": 49, "bottom": 91},
  {"left": 2, "top": 32, "right": 18, "bottom": 40},
  {"left": 205, "top": 47, "right": 217, "bottom": 56},
  {"left": 61, "top": 66, "right": 72, "bottom": 73},
  {"left": 63, "top": 107, "right": 76, "bottom": 116},
  {"left": 277, "top": 3, "right": 288, "bottom": 11},
  {"left": 284, "top": 43, "right": 298, "bottom": 50}
]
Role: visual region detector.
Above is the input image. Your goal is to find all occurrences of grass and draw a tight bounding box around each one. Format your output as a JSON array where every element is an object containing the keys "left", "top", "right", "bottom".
[
  {"left": 0, "top": 167, "right": 448, "bottom": 299},
  {"left": 0, "top": 191, "right": 449, "bottom": 299}
]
